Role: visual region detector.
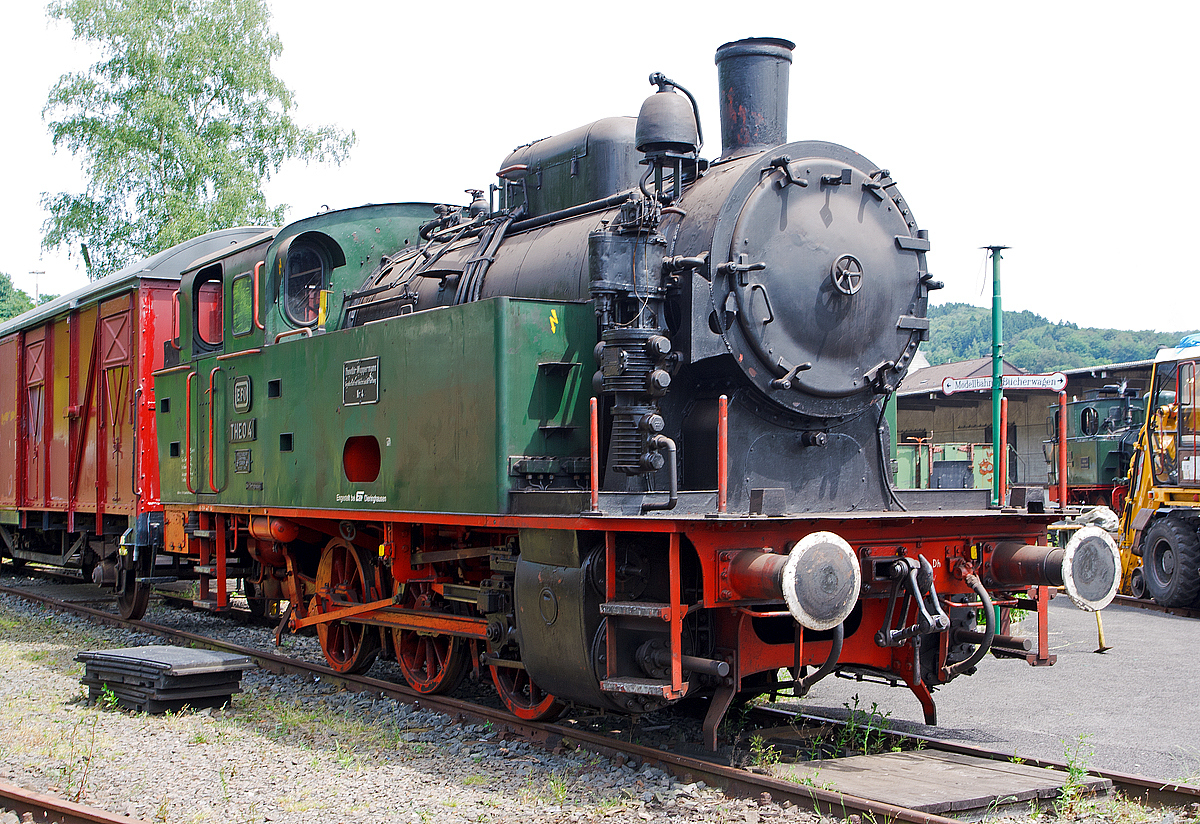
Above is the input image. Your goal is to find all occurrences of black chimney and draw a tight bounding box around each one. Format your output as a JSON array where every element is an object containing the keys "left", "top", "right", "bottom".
[{"left": 714, "top": 37, "right": 795, "bottom": 160}]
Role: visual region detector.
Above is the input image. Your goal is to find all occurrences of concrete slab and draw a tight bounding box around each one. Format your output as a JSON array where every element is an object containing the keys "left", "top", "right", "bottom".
[{"left": 773, "top": 750, "right": 1110, "bottom": 815}]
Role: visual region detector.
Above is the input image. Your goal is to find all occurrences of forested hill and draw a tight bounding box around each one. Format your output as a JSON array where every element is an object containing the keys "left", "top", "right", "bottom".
[{"left": 923, "top": 303, "right": 1195, "bottom": 372}]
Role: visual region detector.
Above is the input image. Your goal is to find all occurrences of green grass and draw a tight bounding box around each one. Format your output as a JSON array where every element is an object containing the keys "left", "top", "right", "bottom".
[
  {"left": 1055, "top": 733, "right": 1095, "bottom": 814},
  {"left": 749, "top": 734, "right": 781, "bottom": 769}
]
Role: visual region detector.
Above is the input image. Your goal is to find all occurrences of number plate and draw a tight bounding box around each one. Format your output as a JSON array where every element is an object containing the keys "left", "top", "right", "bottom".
[
  {"left": 343, "top": 357, "right": 380, "bottom": 406},
  {"left": 229, "top": 418, "right": 257, "bottom": 443}
]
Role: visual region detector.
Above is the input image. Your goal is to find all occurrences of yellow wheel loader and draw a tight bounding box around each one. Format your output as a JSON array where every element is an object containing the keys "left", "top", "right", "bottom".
[{"left": 1117, "top": 338, "right": 1200, "bottom": 607}]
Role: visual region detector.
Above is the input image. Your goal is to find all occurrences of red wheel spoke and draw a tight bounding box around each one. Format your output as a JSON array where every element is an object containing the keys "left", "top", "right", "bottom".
[
  {"left": 490, "top": 664, "right": 563, "bottom": 721},
  {"left": 393, "top": 580, "right": 467, "bottom": 695},
  {"left": 315, "top": 539, "right": 379, "bottom": 674}
]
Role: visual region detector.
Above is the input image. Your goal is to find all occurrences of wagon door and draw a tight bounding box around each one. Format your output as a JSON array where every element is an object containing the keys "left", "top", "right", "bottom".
[
  {"left": 0, "top": 335, "right": 19, "bottom": 508},
  {"left": 21, "top": 327, "right": 48, "bottom": 507},
  {"left": 98, "top": 296, "right": 136, "bottom": 514}
]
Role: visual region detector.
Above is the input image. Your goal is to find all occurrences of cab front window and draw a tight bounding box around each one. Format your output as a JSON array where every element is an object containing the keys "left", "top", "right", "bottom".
[{"left": 284, "top": 243, "right": 325, "bottom": 326}]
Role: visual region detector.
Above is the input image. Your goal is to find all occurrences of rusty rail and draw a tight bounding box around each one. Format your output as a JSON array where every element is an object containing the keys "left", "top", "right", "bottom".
[{"left": 0, "top": 780, "right": 154, "bottom": 824}]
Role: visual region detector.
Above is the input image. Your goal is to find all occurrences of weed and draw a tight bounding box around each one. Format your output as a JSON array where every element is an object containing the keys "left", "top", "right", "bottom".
[
  {"left": 59, "top": 712, "right": 100, "bottom": 802},
  {"left": 154, "top": 794, "right": 169, "bottom": 822},
  {"left": 1056, "top": 732, "right": 1094, "bottom": 814},
  {"left": 1099, "top": 790, "right": 1155, "bottom": 823},
  {"left": 334, "top": 740, "right": 358, "bottom": 771},
  {"left": 99, "top": 683, "right": 119, "bottom": 712},
  {"left": 983, "top": 793, "right": 1019, "bottom": 818},
  {"left": 547, "top": 771, "right": 569, "bottom": 804},
  {"left": 219, "top": 765, "right": 233, "bottom": 803},
  {"left": 797, "top": 768, "right": 833, "bottom": 791},
  {"left": 462, "top": 775, "right": 489, "bottom": 786},
  {"left": 749, "top": 734, "right": 781, "bottom": 769},
  {"left": 835, "top": 695, "right": 892, "bottom": 755},
  {"left": 719, "top": 703, "right": 753, "bottom": 739},
  {"left": 1169, "top": 745, "right": 1200, "bottom": 786},
  {"left": 190, "top": 731, "right": 209, "bottom": 745},
  {"left": 278, "top": 789, "right": 326, "bottom": 813}
]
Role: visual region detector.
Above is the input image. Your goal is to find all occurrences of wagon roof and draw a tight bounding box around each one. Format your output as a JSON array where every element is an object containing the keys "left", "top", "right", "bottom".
[{"left": 0, "top": 226, "right": 273, "bottom": 336}]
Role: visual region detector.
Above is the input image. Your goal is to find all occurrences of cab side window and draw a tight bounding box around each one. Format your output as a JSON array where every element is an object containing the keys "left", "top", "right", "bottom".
[
  {"left": 284, "top": 243, "right": 326, "bottom": 326},
  {"left": 196, "top": 271, "right": 223, "bottom": 349},
  {"left": 231, "top": 271, "right": 253, "bottom": 336}
]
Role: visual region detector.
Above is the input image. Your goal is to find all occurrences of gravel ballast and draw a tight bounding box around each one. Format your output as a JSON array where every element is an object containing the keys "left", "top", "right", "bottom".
[
  {"left": 3, "top": 578, "right": 1194, "bottom": 824},
  {"left": 0, "top": 588, "right": 826, "bottom": 823}
]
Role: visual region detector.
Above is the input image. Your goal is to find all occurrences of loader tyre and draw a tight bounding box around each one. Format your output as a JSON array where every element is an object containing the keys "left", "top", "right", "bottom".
[{"left": 1141, "top": 518, "right": 1200, "bottom": 608}]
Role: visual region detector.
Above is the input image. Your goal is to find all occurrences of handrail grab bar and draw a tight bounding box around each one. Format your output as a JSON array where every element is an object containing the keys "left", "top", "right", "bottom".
[
  {"left": 185, "top": 372, "right": 197, "bottom": 494},
  {"left": 207, "top": 366, "right": 225, "bottom": 493},
  {"left": 252, "top": 261, "right": 265, "bottom": 331}
]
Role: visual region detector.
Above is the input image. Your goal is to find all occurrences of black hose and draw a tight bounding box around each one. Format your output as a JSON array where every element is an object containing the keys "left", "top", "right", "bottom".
[
  {"left": 940, "top": 574, "right": 994, "bottom": 681},
  {"left": 470, "top": 210, "right": 520, "bottom": 302},
  {"left": 454, "top": 207, "right": 522, "bottom": 305},
  {"left": 639, "top": 166, "right": 655, "bottom": 201},
  {"left": 877, "top": 393, "right": 907, "bottom": 512},
  {"left": 796, "top": 623, "right": 844, "bottom": 696}
]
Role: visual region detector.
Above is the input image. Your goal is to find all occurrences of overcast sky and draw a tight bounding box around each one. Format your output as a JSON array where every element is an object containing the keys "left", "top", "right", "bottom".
[{"left": 2, "top": 1, "right": 1196, "bottom": 334}]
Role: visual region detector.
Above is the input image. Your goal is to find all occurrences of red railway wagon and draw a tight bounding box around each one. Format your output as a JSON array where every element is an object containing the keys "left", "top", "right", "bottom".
[{"left": 0, "top": 228, "right": 270, "bottom": 614}]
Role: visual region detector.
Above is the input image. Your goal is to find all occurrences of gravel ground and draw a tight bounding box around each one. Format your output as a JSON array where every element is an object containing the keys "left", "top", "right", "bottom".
[
  {"left": 0, "top": 576, "right": 1192, "bottom": 824},
  {"left": 0, "top": 587, "right": 826, "bottom": 824}
]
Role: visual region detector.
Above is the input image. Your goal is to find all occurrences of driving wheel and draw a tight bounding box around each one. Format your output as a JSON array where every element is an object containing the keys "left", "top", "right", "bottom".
[
  {"left": 490, "top": 664, "right": 564, "bottom": 721},
  {"left": 392, "top": 580, "right": 469, "bottom": 695},
  {"left": 314, "top": 537, "right": 380, "bottom": 674}
]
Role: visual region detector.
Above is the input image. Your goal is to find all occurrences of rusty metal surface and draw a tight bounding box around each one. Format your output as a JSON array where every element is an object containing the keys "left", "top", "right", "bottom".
[
  {"left": 0, "top": 780, "right": 154, "bottom": 824},
  {"left": 1112, "top": 593, "right": 1200, "bottom": 619}
]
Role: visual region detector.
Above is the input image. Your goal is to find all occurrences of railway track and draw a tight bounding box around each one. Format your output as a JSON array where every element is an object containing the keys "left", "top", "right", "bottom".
[
  {"left": 0, "top": 780, "right": 154, "bottom": 824},
  {"left": 2, "top": 579, "right": 1198, "bottom": 822},
  {"left": 745, "top": 704, "right": 1200, "bottom": 808},
  {"left": 1111, "top": 594, "right": 1200, "bottom": 619}
]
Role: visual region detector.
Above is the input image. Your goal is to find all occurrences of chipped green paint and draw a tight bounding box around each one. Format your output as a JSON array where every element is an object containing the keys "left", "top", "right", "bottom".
[{"left": 156, "top": 297, "right": 594, "bottom": 515}]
